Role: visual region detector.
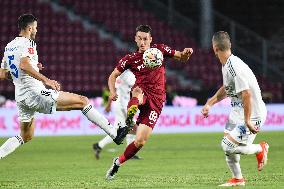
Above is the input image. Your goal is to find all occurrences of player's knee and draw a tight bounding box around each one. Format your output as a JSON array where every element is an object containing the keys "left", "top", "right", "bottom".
[
  {"left": 21, "top": 133, "right": 33, "bottom": 143},
  {"left": 134, "top": 138, "right": 147, "bottom": 148},
  {"left": 226, "top": 153, "right": 240, "bottom": 163},
  {"left": 221, "top": 136, "right": 237, "bottom": 154},
  {"left": 79, "top": 96, "right": 89, "bottom": 108}
]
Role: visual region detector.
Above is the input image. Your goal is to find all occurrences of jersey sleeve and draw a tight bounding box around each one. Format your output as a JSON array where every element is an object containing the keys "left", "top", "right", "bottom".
[
  {"left": 154, "top": 44, "right": 175, "bottom": 58},
  {"left": 234, "top": 67, "right": 250, "bottom": 94},
  {"left": 116, "top": 55, "right": 130, "bottom": 73}
]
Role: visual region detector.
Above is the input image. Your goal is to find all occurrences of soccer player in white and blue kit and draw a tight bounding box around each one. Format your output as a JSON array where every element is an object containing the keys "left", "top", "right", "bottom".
[
  {"left": 201, "top": 31, "right": 269, "bottom": 187},
  {"left": 93, "top": 70, "right": 141, "bottom": 159},
  {"left": 0, "top": 14, "right": 128, "bottom": 159}
]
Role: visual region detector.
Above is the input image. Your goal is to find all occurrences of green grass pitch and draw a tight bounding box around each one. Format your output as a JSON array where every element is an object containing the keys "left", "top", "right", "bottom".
[{"left": 0, "top": 132, "right": 283, "bottom": 188}]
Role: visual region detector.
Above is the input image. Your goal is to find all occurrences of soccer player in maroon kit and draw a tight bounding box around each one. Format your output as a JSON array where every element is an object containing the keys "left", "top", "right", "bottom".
[{"left": 106, "top": 25, "right": 193, "bottom": 179}]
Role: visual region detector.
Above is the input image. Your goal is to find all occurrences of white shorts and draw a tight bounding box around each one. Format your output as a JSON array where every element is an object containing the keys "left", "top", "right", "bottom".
[
  {"left": 225, "top": 108, "right": 267, "bottom": 144},
  {"left": 17, "top": 88, "right": 60, "bottom": 122}
]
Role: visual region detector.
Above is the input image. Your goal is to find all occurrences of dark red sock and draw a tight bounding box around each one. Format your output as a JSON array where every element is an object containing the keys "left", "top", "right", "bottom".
[
  {"left": 127, "top": 97, "right": 139, "bottom": 109},
  {"left": 118, "top": 142, "right": 141, "bottom": 164}
]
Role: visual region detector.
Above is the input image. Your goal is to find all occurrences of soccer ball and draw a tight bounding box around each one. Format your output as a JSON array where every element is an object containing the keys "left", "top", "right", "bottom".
[{"left": 143, "top": 48, "right": 164, "bottom": 69}]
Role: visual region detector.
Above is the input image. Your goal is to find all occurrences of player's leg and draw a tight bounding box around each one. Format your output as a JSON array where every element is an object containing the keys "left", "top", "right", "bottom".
[
  {"left": 234, "top": 116, "right": 269, "bottom": 171},
  {"left": 56, "top": 91, "right": 118, "bottom": 139},
  {"left": 219, "top": 133, "right": 245, "bottom": 186},
  {"left": 229, "top": 120, "right": 269, "bottom": 167},
  {"left": 93, "top": 127, "right": 138, "bottom": 160},
  {"left": 127, "top": 125, "right": 141, "bottom": 159},
  {"left": 0, "top": 100, "right": 37, "bottom": 159},
  {"left": 220, "top": 122, "right": 267, "bottom": 186},
  {"left": 234, "top": 132, "right": 269, "bottom": 171},
  {"left": 106, "top": 123, "right": 152, "bottom": 180},
  {"left": 20, "top": 119, "right": 36, "bottom": 143},
  {"left": 118, "top": 103, "right": 156, "bottom": 164},
  {"left": 219, "top": 119, "right": 246, "bottom": 187},
  {"left": 93, "top": 135, "right": 112, "bottom": 159},
  {"left": 106, "top": 99, "right": 160, "bottom": 179},
  {"left": 111, "top": 87, "right": 145, "bottom": 144},
  {"left": 93, "top": 101, "right": 129, "bottom": 159},
  {"left": 118, "top": 124, "right": 149, "bottom": 164},
  {"left": 234, "top": 133, "right": 262, "bottom": 154},
  {"left": 0, "top": 119, "right": 35, "bottom": 159}
]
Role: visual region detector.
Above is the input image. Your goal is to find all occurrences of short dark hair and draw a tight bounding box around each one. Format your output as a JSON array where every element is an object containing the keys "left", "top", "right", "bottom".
[
  {"left": 212, "top": 31, "right": 231, "bottom": 51},
  {"left": 18, "top": 14, "right": 37, "bottom": 31},
  {"left": 136, "top": 25, "right": 152, "bottom": 34}
]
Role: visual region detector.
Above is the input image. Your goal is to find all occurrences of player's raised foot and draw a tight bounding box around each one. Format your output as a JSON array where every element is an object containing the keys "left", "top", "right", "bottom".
[
  {"left": 113, "top": 125, "right": 131, "bottom": 145},
  {"left": 106, "top": 157, "right": 120, "bottom": 180},
  {"left": 92, "top": 143, "right": 102, "bottom": 160},
  {"left": 256, "top": 141, "right": 269, "bottom": 171},
  {"left": 126, "top": 105, "right": 138, "bottom": 127},
  {"left": 131, "top": 155, "right": 142, "bottom": 160},
  {"left": 218, "top": 178, "right": 245, "bottom": 187}
]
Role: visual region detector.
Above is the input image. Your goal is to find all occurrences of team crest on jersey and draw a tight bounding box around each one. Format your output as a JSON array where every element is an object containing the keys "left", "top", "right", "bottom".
[
  {"left": 28, "top": 48, "right": 34, "bottom": 54},
  {"left": 164, "top": 46, "right": 171, "bottom": 53}
]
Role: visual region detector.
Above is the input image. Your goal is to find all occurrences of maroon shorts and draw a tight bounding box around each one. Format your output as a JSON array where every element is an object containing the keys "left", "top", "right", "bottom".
[{"left": 136, "top": 95, "right": 164, "bottom": 129}]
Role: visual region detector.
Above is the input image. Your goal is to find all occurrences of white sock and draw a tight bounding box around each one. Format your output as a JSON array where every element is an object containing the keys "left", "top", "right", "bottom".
[
  {"left": 98, "top": 135, "right": 113, "bottom": 149},
  {"left": 226, "top": 154, "right": 243, "bottom": 179},
  {"left": 0, "top": 135, "right": 24, "bottom": 159},
  {"left": 82, "top": 104, "right": 116, "bottom": 139},
  {"left": 126, "top": 134, "right": 135, "bottom": 146},
  {"left": 235, "top": 144, "right": 262, "bottom": 155}
]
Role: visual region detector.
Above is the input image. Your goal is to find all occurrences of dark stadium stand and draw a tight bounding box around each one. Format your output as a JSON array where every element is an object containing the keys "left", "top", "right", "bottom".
[{"left": 0, "top": 0, "right": 282, "bottom": 102}]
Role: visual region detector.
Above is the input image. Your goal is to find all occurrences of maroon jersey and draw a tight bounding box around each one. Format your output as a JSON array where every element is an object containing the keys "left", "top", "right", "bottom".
[{"left": 116, "top": 44, "right": 175, "bottom": 102}]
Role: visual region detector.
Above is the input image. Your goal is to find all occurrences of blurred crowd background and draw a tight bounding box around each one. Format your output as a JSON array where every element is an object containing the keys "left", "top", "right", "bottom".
[{"left": 0, "top": 0, "right": 283, "bottom": 107}]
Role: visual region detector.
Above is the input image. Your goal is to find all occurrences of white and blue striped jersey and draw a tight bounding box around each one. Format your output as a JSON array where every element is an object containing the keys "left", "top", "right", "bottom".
[
  {"left": 2, "top": 37, "right": 44, "bottom": 102},
  {"left": 222, "top": 54, "right": 266, "bottom": 118}
]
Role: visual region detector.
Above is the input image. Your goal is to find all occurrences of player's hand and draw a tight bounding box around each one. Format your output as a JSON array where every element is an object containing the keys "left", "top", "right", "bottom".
[
  {"left": 109, "top": 92, "right": 118, "bottom": 101},
  {"left": 246, "top": 121, "right": 259, "bottom": 134},
  {"left": 201, "top": 104, "right": 210, "bottom": 118},
  {"left": 181, "top": 48, "right": 193, "bottom": 62},
  {"left": 44, "top": 79, "right": 61, "bottom": 91},
  {"left": 37, "top": 62, "right": 44, "bottom": 70}
]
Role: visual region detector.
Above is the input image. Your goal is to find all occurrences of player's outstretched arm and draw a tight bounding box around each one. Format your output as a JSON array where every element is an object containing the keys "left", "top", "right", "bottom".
[
  {"left": 174, "top": 48, "right": 193, "bottom": 62},
  {"left": 19, "top": 57, "right": 60, "bottom": 91},
  {"left": 108, "top": 68, "right": 122, "bottom": 101},
  {"left": 201, "top": 86, "right": 227, "bottom": 117}
]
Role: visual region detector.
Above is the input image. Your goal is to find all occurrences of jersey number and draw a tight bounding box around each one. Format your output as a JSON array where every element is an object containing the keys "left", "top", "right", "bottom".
[
  {"left": 8, "top": 55, "right": 19, "bottom": 78},
  {"left": 149, "top": 110, "right": 158, "bottom": 123}
]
